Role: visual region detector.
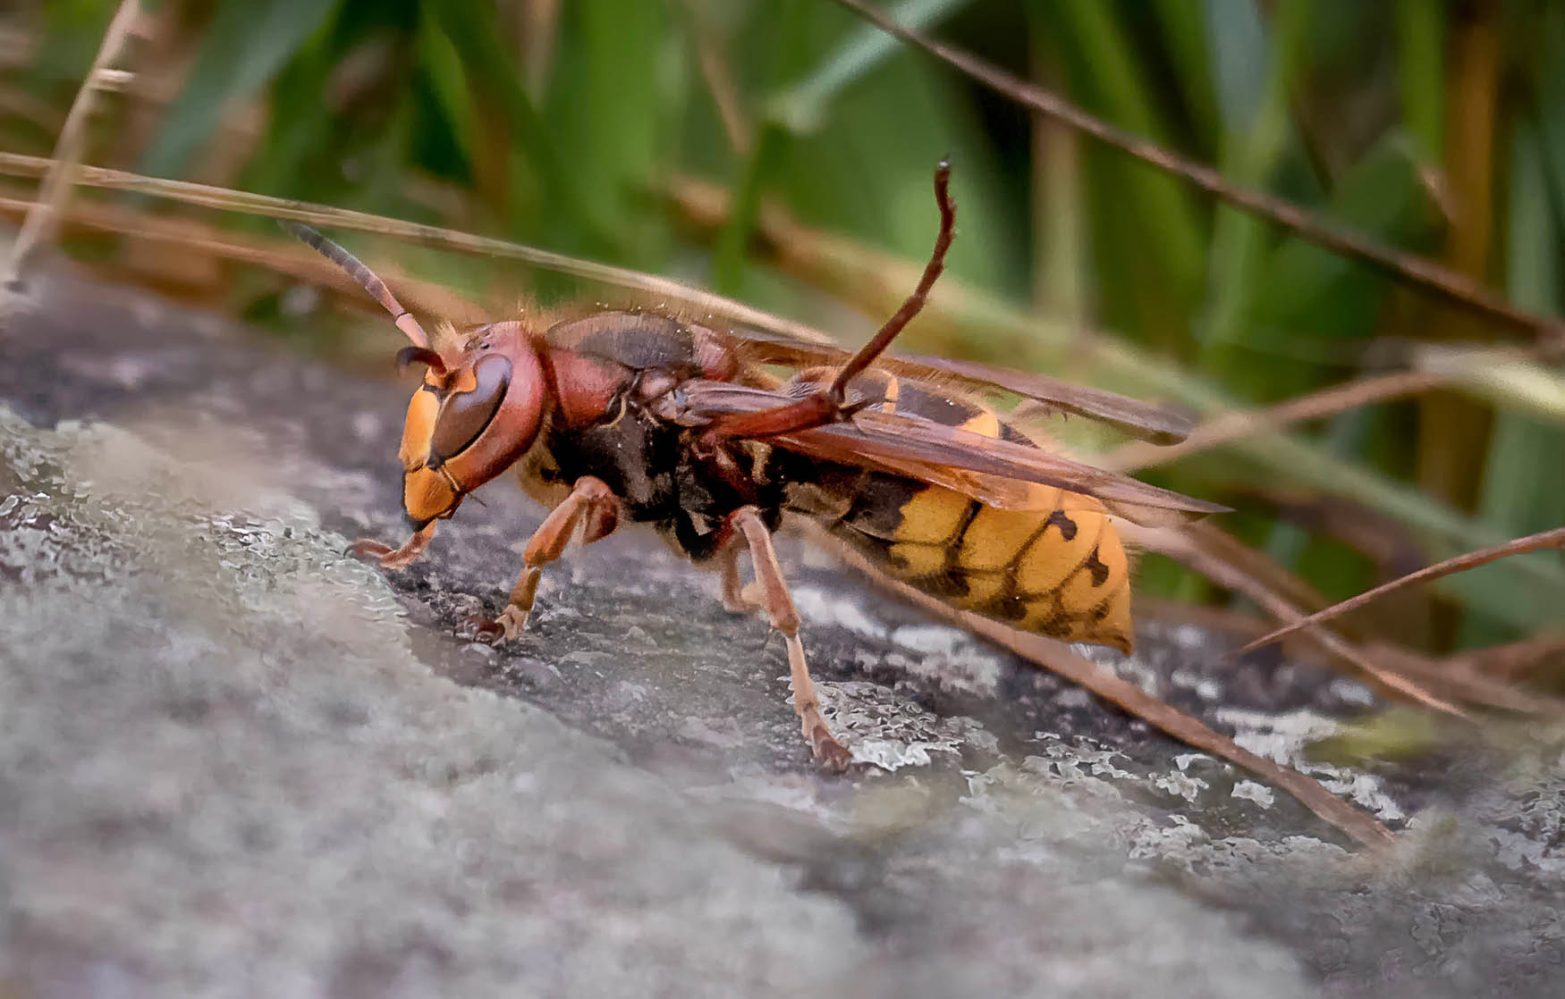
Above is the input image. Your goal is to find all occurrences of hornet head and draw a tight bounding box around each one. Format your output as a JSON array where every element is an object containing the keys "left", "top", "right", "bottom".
[{"left": 285, "top": 224, "right": 549, "bottom": 527}]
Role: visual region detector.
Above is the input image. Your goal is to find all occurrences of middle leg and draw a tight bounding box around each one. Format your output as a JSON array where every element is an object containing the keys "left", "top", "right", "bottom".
[{"left": 725, "top": 507, "right": 853, "bottom": 772}]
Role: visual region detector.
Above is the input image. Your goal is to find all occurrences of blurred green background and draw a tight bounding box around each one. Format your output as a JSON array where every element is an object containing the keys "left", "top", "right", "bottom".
[{"left": 3, "top": 0, "right": 1563, "bottom": 658}]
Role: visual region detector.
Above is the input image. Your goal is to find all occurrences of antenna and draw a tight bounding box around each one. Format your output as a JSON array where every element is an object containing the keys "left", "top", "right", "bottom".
[{"left": 283, "top": 221, "right": 432, "bottom": 349}]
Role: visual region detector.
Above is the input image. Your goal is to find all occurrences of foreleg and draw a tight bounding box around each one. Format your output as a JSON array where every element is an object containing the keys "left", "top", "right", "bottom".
[
  {"left": 473, "top": 476, "right": 619, "bottom": 642},
  {"left": 350, "top": 521, "right": 437, "bottom": 570}
]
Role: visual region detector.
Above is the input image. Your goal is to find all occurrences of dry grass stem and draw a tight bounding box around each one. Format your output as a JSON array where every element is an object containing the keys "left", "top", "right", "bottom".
[
  {"left": 0, "top": 0, "right": 141, "bottom": 310},
  {"left": 0, "top": 194, "right": 484, "bottom": 326},
  {"left": 0, "top": 151, "right": 833, "bottom": 348}
]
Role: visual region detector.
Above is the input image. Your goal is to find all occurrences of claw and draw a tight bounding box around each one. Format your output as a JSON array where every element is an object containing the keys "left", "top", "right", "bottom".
[
  {"left": 353, "top": 523, "right": 436, "bottom": 570},
  {"left": 465, "top": 613, "right": 506, "bottom": 643},
  {"left": 466, "top": 605, "right": 529, "bottom": 644},
  {"left": 811, "top": 730, "right": 855, "bottom": 774}
]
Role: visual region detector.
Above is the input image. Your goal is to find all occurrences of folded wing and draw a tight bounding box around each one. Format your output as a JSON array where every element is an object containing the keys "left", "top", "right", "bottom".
[
  {"left": 666, "top": 380, "right": 1226, "bottom": 528},
  {"left": 726, "top": 328, "right": 1195, "bottom": 445}
]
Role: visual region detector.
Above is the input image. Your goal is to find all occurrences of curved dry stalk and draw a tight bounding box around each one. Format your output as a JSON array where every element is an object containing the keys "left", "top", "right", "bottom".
[
  {"left": 1180, "top": 521, "right": 1329, "bottom": 614},
  {"left": 1130, "top": 524, "right": 1467, "bottom": 718},
  {"left": 0, "top": 0, "right": 141, "bottom": 304},
  {"left": 830, "top": 0, "right": 1563, "bottom": 341},
  {"left": 1105, "top": 370, "right": 1450, "bottom": 473},
  {"left": 814, "top": 527, "right": 1394, "bottom": 847},
  {"left": 0, "top": 151, "right": 834, "bottom": 349},
  {"left": 1360, "top": 641, "right": 1565, "bottom": 716},
  {"left": 1239, "top": 527, "right": 1565, "bottom": 656}
]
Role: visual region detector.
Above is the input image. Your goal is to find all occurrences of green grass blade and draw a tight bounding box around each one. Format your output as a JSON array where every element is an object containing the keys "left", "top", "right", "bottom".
[
  {"left": 422, "top": 0, "right": 608, "bottom": 251},
  {"left": 140, "top": 0, "right": 340, "bottom": 181},
  {"left": 1148, "top": 0, "right": 1218, "bottom": 144},
  {"left": 1196, "top": 0, "right": 1310, "bottom": 386},
  {"left": 1394, "top": 0, "right": 1445, "bottom": 164},
  {"left": 769, "top": 0, "right": 972, "bottom": 134},
  {"left": 1030, "top": 0, "right": 1207, "bottom": 348}
]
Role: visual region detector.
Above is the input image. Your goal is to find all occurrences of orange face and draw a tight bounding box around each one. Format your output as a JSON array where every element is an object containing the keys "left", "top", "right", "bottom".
[{"left": 397, "top": 339, "right": 548, "bottom": 527}]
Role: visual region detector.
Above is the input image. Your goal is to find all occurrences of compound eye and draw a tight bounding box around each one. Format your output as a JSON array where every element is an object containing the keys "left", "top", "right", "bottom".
[{"left": 431, "top": 354, "right": 512, "bottom": 461}]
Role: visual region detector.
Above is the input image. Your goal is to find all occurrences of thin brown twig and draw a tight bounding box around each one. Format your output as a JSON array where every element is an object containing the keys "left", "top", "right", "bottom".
[
  {"left": 0, "top": 0, "right": 140, "bottom": 304},
  {"left": 1104, "top": 370, "right": 1450, "bottom": 473},
  {"left": 1443, "top": 636, "right": 1565, "bottom": 683},
  {"left": 815, "top": 526, "right": 1394, "bottom": 848},
  {"left": 1360, "top": 642, "right": 1564, "bottom": 716},
  {"left": 1131, "top": 524, "right": 1467, "bottom": 718},
  {"left": 1239, "top": 527, "right": 1565, "bottom": 656},
  {"left": 829, "top": 0, "right": 1564, "bottom": 341}
]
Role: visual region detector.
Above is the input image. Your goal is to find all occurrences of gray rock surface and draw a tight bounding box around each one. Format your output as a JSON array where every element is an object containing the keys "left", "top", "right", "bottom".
[{"left": 1, "top": 269, "right": 1563, "bottom": 997}]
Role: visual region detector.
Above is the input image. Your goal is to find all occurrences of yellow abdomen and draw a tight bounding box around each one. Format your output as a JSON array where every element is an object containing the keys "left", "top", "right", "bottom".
[
  {"left": 832, "top": 477, "right": 1133, "bottom": 652},
  {"left": 818, "top": 373, "right": 1134, "bottom": 652}
]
